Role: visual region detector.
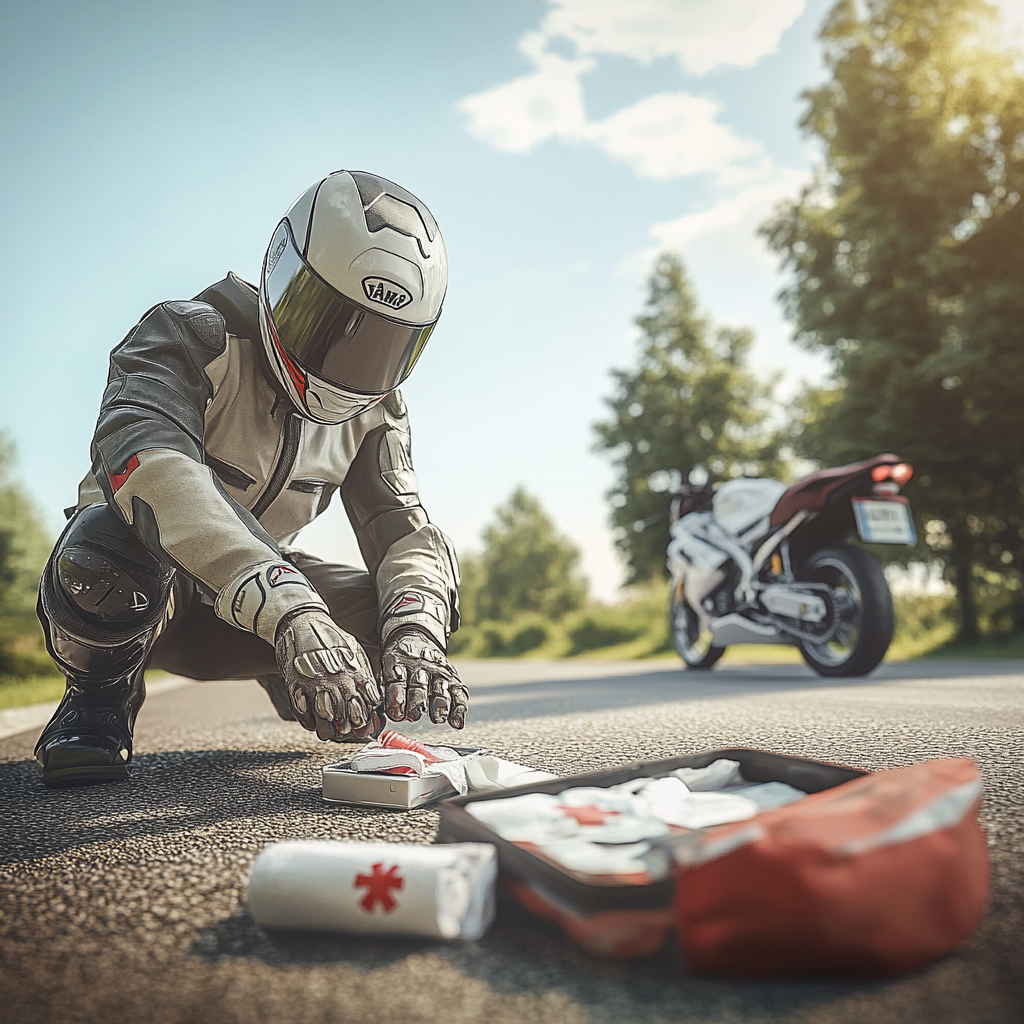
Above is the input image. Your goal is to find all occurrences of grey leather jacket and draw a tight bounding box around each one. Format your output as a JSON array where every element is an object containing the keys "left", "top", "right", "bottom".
[{"left": 75, "top": 273, "right": 459, "bottom": 649}]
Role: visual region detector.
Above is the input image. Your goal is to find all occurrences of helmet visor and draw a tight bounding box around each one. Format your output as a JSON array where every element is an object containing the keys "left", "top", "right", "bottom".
[{"left": 262, "top": 220, "right": 437, "bottom": 394}]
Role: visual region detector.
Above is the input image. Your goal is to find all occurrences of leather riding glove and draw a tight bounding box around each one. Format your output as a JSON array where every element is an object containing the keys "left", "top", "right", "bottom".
[
  {"left": 381, "top": 626, "right": 468, "bottom": 729},
  {"left": 274, "top": 609, "right": 383, "bottom": 741}
]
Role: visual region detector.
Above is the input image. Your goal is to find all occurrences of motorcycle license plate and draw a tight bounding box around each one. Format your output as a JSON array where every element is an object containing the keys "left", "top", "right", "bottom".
[{"left": 852, "top": 498, "right": 917, "bottom": 544}]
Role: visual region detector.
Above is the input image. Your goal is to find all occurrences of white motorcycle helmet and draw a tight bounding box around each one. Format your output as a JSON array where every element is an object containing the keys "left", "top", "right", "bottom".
[{"left": 258, "top": 170, "right": 448, "bottom": 424}]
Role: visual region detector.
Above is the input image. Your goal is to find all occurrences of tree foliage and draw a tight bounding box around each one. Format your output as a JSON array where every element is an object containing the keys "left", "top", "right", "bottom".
[
  {"left": 0, "top": 434, "right": 52, "bottom": 675},
  {"left": 458, "top": 486, "right": 588, "bottom": 624},
  {"left": 594, "top": 254, "right": 782, "bottom": 583},
  {"left": 762, "top": 0, "right": 1024, "bottom": 639}
]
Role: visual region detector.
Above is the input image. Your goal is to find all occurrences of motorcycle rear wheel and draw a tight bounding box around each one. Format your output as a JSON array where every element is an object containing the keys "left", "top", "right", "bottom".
[
  {"left": 797, "top": 544, "right": 893, "bottom": 677},
  {"left": 670, "top": 585, "right": 725, "bottom": 669}
]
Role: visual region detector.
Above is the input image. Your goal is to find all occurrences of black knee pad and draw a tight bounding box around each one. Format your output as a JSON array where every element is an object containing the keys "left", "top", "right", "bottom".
[
  {"left": 57, "top": 546, "right": 156, "bottom": 623},
  {"left": 40, "top": 504, "right": 174, "bottom": 649}
]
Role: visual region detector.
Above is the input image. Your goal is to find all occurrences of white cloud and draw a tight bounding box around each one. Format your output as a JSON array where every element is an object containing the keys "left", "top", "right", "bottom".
[
  {"left": 541, "top": 0, "right": 806, "bottom": 76},
  {"left": 457, "top": 1, "right": 800, "bottom": 184},
  {"left": 582, "top": 92, "right": 768, "bottom": 182},
  {"left": 645, "top": 169, "right": 808, "bottom": 267},
  {"left": 459, "top": 72, "right": 767, "bottom": 186},
  {"left": 456, "top": 32, "right": 592, "bottom": 153}
]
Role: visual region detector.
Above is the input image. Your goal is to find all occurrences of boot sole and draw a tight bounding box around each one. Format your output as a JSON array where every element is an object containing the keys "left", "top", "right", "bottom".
[{"left": 42, "top": 764, "right": 130, "bottom": 788}]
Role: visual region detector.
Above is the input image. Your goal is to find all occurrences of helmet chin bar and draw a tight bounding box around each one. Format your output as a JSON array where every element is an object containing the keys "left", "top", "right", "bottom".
[
  {"left": 258, "top": 282, "right": 383, "bottom": 425},
  {"left": 304, "top": 378, "right": 384, "bottom": 425}
]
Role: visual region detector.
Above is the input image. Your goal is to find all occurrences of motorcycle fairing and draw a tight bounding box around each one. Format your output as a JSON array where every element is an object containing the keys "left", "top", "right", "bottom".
[
  {"left": 712, "top": 479, "right": 788, "bottom": 537},
  {"left": 672, "top": 479, "right": 795, "bottom": 610},
  {"left": 667, "top": 512, "right": 727, "bottom": 570},
  {"left": 668, "top": 511, "right": 757, "bottom": 612}
]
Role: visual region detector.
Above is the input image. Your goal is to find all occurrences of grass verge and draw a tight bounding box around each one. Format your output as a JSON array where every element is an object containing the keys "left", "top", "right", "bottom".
[
  {"left": 0, "top": 674, "right": 64, "bottom": 711},
  {"left": 0, "top": 669, "right": 178, "bottom": 711}
]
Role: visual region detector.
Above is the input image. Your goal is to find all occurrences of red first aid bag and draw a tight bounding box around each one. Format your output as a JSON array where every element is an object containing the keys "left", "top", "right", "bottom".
[{"left": 672, "top": 757, "right": 988, "bottom": 976}]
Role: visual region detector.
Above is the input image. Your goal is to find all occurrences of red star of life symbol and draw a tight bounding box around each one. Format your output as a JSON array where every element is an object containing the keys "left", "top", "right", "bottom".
[{"left": 354, "top": 862, "right": 404, "bottom": 913}]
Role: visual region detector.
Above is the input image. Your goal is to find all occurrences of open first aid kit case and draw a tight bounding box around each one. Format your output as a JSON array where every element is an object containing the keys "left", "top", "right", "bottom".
[
  {"left": 323, "top": 746, "right": 484, "bottom": 809},
  {"left": 439, "top": 747, "right": 859, "bottom": 919},
  {"left": 437, "top": 747, "right": 988, "bottom": 974}
]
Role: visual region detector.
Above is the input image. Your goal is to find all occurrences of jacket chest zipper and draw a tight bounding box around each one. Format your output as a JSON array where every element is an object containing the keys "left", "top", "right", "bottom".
[{"left": 251, "top": 412, "right": 302, "bottom": 520}]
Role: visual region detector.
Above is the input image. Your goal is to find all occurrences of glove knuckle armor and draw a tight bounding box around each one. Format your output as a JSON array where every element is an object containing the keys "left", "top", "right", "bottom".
[
  {"left": 275, "top": 609, "right": 379, "bottom": 739},
  {"left": 314, "top": 690, "right": 336, "bottom": 719},
  {"left": 293, "top": 652, "right": 319, "bottom": 679}
]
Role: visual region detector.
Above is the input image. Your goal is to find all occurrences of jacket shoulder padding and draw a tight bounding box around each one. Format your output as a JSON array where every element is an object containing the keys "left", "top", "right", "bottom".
[
  {"left": 94, "top": 300, "right": 229, "bottom": 478},
  {"left": 162, "top": 300, "right": 227, "bottom": 351},
  {"left": 192, "top": 273, "right": 261, "bottom": 342}
]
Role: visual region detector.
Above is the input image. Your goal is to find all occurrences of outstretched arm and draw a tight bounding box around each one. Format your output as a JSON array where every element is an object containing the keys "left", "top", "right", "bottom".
[
  {"left": 90, "top": 300, "right": 327, "bottom": 644},
  {"left": 341, "top": 391, "right": 468, "bottom": 728}
]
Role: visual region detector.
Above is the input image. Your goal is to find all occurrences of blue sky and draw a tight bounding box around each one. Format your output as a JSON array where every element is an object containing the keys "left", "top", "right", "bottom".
[{"left": 3, "top": 0, "right": 1021, "bottom": 598}]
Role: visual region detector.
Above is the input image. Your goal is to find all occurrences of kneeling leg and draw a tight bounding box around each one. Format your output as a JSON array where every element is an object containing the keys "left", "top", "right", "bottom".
[{"left": 35, "top": 503, "right": 174, "bottom": 787}]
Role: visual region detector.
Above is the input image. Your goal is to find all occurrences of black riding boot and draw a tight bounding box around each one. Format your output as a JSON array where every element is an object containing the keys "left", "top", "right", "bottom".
[
  {"left": 36, "top": 670, "right": 147, "bottom": 787},
  {"left": 35, "top": 504, "right": 174, "bottom": 788}
]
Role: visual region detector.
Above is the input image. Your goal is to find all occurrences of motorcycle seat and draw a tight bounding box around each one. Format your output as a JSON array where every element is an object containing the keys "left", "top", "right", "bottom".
[{"left": 769, "top": 454, "right": 899, "bottom": 526}]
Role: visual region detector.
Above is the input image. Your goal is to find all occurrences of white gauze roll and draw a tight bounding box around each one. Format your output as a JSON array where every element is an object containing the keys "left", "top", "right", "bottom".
[{"left": 247, "top": 841, "right": 497, "bottom": 940}]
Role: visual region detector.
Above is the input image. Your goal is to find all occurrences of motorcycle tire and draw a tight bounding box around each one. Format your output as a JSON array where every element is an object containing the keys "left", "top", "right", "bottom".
[
  {"left": 797, "top": 544, "right": 893, "bottom": 677},
  {"left": 670, "top": 585, "right": 725, "bottom": 670}
]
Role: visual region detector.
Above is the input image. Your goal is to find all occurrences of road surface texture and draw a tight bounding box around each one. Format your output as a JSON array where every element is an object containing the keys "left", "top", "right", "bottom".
[{"left": 2, "top": 658, "right": 1021, "bottom": 1024}]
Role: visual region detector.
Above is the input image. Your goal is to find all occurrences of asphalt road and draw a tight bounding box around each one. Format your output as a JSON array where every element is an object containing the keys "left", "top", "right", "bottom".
[{"left": 1, "top": 657, "right": 1022, "bottom": 1024}]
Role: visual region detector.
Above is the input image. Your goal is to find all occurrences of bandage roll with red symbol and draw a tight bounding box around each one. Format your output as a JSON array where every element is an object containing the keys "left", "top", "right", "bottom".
[
  {"left": 247, "top": 840, "right": 497, "bottom": 939},
  {"left": 378, "top": 729, "right": 442, "bottom": 763}
]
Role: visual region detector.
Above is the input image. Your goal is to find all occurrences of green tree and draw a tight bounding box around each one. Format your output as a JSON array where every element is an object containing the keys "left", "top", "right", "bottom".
[
  {"left": 461, "top": 487, "right": 588, "bottom": 624},
  {"left": 594, "top": 254, "right": 783, "bottom": 583},
  {"left": 762, "top": 0, "right": 1024, "bottom": 641},
  {"left": 0, "top": 434, "right": 53, "bottom": 675}
]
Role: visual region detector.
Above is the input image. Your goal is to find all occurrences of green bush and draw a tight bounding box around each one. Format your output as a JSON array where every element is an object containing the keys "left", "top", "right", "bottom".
[
  {"left": 892, "top": 591, "right": 956, "bottom": 641},
  {"left": 0, "top": 434, "right": 53, "bottom": 677},
  {"left": 446, "top": 625, "right": 477, "bottom": 657},
  {"left": 566, "top": 607, "right": 647, "bottom": 654},
  {"left": 478, "top": 623, "right": 509, "bottom": 657},
  {"left": 888, "top": 590, "right": 957, "bottom": 660},
  {"left": 447, "top": 585, "right": 674, "bottom": 660},
  {"left": 505, "top": 615, "right": 554, "bottom": 655},
  {"left": 450, "top": 614, "right": 559, "bottom": 657}
]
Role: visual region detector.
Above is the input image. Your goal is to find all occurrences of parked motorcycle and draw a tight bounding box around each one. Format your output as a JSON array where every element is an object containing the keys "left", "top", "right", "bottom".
[{"left": 666, "top": 454, "right": 916, "bottom": 677}]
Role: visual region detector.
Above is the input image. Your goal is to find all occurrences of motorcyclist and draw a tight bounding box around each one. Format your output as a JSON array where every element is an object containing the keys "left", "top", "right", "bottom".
[{"left": 34, "top": 169, "right": 467, "bottom": 788}]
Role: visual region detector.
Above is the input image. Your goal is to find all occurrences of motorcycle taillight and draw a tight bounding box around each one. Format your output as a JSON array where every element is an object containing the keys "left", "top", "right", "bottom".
[{"left": 871, "top": 462, "right": 913, "bottom": 485}]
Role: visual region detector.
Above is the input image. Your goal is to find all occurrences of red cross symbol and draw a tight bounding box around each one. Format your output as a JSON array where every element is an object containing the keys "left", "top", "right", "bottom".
[{"left": 354, "top": 862, "right": 404, "bottom": 913}]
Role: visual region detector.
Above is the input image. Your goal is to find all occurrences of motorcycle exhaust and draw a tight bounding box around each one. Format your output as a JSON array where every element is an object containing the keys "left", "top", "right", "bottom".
[
  {"left": 759, "top": 585, "right": 827, "bottom": 623},
  {"left": 709, "top": 614, "right": 788, "bottom": 647}
]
